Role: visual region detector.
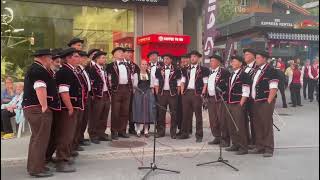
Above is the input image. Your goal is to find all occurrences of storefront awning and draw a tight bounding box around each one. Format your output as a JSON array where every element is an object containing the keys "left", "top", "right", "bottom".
[{"left": 267, "top": 32, "right": 319, "bottom": 41}]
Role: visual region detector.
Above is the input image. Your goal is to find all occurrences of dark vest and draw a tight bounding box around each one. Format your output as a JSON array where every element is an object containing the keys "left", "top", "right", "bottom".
[
  {"left": 155, "top": 65, "right": 181, "bottom": 96},
  {"left": 208, "top": 67, "right": 230, "bottom": 101},
  {"left": 252, "top": 64, "right": 279, "bottom": 102},
  {"left": 76, "top": 66, "right": 92, "bottom": 101},
  {"left": 106, "top": 61, "right": 133, "bottom": 93},
  {"left": 227, "top": 68, "right": 251, "bottom": 104},
  {"left": 244, "top": 62, "right": 257, "bottom": 78},
  {"left": 55, "top": 64, "right": 84, "bottom": 110},
  {"left": 22, "top": 61, "right": 61, "bottom": 110},
  {"left": 181, "top": 65, "right": 210, "bottom": 95},
  {"left": 87, "top": 63, "right": 110, "bottom": 98}
]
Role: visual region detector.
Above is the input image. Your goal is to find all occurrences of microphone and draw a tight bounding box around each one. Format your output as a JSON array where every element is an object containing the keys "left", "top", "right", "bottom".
[{"left": 215, "top": 86, "right": 223, "bottom": 93}]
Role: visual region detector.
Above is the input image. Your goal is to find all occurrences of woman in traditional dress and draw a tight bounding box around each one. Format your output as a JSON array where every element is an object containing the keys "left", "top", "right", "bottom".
[{"left": 132, "top": 60, "right": 156, "bottom": 137}]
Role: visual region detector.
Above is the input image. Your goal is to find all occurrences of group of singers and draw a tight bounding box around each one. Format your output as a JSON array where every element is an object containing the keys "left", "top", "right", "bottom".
[{"left": 22, "top": 37, "right": 278, "bottom": 178}]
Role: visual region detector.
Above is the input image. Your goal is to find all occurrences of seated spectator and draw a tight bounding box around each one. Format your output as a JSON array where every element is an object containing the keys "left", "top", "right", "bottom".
[
  {"left": 1, "top": 82, "right": 24, "bottom": 139},
  {"left": 1, "top": 77, "right": 15, "bottom": 105}
]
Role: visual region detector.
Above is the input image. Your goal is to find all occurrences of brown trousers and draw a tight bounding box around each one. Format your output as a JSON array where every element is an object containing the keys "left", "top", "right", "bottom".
[
  {"left": 88, "top": 94, "right": 110, "bottom": 139},
  {"left": 207, "top": 97, "right": 229, "bottom": 142},
  {"left": 157, "top": 91, "right": 178, "bottom": 136},
  {"left": 181, "top": 90, "right": 203, "bottom": 139},
  {"left": 252, "top": 100, "right": 275, "bottom": 153},
  {"left": 24, "top": 107, "right": 53, "bottom": 174},
  {"left": 45, "top": 110, "right": 59, "bottom": 162},
  {"left": 111, "top": 85, "right": 130, "bottom": 134},
  {"left": 80, "top": 96, "right": 92, "bottom": 141},
  {"left": 226, "top": 104, "right": 248, "bottom": 150},
  {"left": 73, "top": 110, "right": 84, "bottom": 149},
  {"left": 245, "top": 100, "right": 256, "bottom": 145},
  {"left": 54, "top": 109, "right": 79, "bottom": 161}
]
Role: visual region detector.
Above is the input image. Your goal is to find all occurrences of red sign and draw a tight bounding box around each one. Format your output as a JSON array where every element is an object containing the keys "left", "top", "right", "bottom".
[{"left": 137, "top": 34, "right": 191, "bottom": 61}]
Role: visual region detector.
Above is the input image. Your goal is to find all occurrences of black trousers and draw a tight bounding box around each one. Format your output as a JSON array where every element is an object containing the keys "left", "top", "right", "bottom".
[
  {"left": 1, "top": 109, "right": 15, "bottom": 133},
  {"left": 303, "top": 77, "right": 310, "bottom": 99},
  {"left": 176, "top": 95, "right": 183, "bottom": 130},
  {"left": 308, "top": 79, "right": 318, "bottom": 100},
  {"left": 290, "top": 83, "right": 302, "bottom": 106},
  {"left": 128, "top": 92, "right": 135, "bottom": 132},
  {"left": 278, "top": 82, "right": 287, "bottom": 106}
]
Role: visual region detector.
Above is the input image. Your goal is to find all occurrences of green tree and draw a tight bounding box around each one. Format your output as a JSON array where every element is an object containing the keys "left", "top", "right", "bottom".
[{"left": 217, "top": 0, "right": 238, "bottom": 24}]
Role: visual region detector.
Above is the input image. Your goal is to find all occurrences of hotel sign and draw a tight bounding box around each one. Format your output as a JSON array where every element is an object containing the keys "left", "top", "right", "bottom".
[
  {"left": 260, "top": 18, "right": 294, "bottom": 28},
  {"left": 90, "top": 0, "right": 168, "bottom": 6}
]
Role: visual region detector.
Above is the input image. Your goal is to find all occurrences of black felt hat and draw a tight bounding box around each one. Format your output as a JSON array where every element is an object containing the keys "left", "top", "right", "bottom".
[
  {"left": 231, "top": 55, "right": 244, "bottom": 63},
  {"left": 162, "top": 53, "right": 173, "bottom": 59},
  {"left": 87, "top": 49, "right": 100, "bottom": 57},
  {"left": 59, "top": 48, "right": 81, "bottom": 58},
  {"left": 92, "top": 51, "right": 107, "bottom": 60},
  {"left": 243, "top": 48, "right": 256, "bottom": 55},
  {"left": 52, "top": 48, "right": 63, "bottom": 59},
  {"left": 189, "top": 50, "right": 202, "bottom": 58},
  {"left": 209, "top": 54, "right": 223, "bottom": 63},
  {"left": 111, "top": 47, "right": 125, "bottom": 55},
  {"left": 147, "top": 51, "right": 159, "bottom": 58},
  {"left": 32, "top": 49, "right": 52, "bottom": 57},
  {"left": 255, "top": 50, "right": 270, "bottom": 59},
  {"left": 180, "top": 53, "right": 190, "bottom": 58},
  {"left": 124, "top": 47, "right": 134, "bottom": 52},
  {"left": 67, "top": 37, "right": 84, "bottom": 47},
  {"left": 79, "top": 51, "right": 88, "bottom": 57}
]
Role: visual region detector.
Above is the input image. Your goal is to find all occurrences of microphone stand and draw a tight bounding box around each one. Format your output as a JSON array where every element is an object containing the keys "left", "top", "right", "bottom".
[
  {"left": 135, "top": 87, "right": 180, "bottom": 180},
  {"left": 196, "top": 87, "right": 239, "bottom": 171}
]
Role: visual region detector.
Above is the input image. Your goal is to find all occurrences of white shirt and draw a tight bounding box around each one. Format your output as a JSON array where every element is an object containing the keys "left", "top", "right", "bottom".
[
  {"left": 231, "top": 69, "right": 241, "bottom": 85},
  {"left": 207, "top": 67, "right": 220, "bottom": 96},
  {"left": 181, "top": 64, "right": 208, "bottom": 89},
  {"left": 244, "top": 61, "right": 255, "bottom": 73},
  {"left": 308, "top": 64, "right": 319, "bottom": 79},
  {"left": 163, "top": 66, "right": 171, "bottom": 90},
  {"left": 150, "top": 62, "right": 158, "bottom": 88},
  {"left": 96, "top": 64, "right": 108, "bottom": 92},
  {"left": 117, "top": 60, "right": 128, "bottom": 84},
  {"left": 79, "top": 65, "right": 91, "bottom": 92},
  {"left": 251, "top": 63, "right": 278, "bottom": 99}
]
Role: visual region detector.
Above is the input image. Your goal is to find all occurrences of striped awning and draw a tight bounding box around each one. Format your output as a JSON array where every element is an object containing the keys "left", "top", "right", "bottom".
[{"left": 267, "top": 32, "right": 319, "bottom": 41}]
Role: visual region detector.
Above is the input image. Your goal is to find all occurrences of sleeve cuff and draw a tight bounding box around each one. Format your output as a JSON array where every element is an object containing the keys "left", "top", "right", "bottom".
[
  {"left": 203, "top": 77, "right": 208, "bottom": 84},
  {"left": 242, "top": 85, "right": 250, "bottom": 97},
  {"left": 33, "top": 81, "right": 47, "bottom": 90},
  {"left": 59, "top": 85, "right": 70, "bottom": 93},
  {"left": 269, "top": 81, "right": 279, "bottom": 89}
]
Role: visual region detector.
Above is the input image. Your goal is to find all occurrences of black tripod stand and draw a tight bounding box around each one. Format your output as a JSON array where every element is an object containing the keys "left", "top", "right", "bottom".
[
  {"left": 136, "top": 87, "right": 180, "bottom": 180},
  {"left": 196, "top": 88, "right": 239, "bottom": 171}
]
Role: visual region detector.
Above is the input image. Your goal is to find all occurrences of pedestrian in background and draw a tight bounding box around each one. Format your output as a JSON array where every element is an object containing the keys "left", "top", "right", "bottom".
[{"left": 288, "top": 63, "right": 303, "bottom": 107}]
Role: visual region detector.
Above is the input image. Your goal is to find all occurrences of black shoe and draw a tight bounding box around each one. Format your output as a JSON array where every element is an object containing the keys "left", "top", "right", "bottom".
[
  {"left": 112, "top": 133, "right": 119, "bottom": 140},
  {"left": 291, "top": 105, "right": 297, "bottom": 107},
  {"left": 289, "top": 102, "right": 293, "bottom": 104},
  {"left": 119, "top": 133, "right": 130, "bottom": 138},
  {"left": 99, "top": 136, "right": 111, "bottom": 141},
  {"left": 263, "top": 152, "right": 273, "bottom": 157},
  {"left": 171, "top": 134, "right": 177, "bottom": 139},
  {"left": 71, "top": 151, "right": 79, "bottom": 157},
  {"left": 56, "top": 162, "right": 76, "bottom": 173},
  {"left": 225, "top": 145, "right": 239, "bottom": 152},
  {"left": 30, "top": 171, "right": 54, "bottom": 178},
  {"left": 90, "top": 138, "right": 100, "bottom": 144},
  {"left": 208, "top": 138, "right": 220, "bottom": 145},
  {"left": 196, "top": 138, "right": 202, "bottom": 143},
  {"left": 155, "top": 133, "right": 165, "bottom": 138},
  {"left": 298, "top": 104, "right": 303, "bottom": 107},
  {"left": 176, "top": 131, "right": 182, "bottom": 136},
  {"left": 79, "top": 140, "right": 91, "bottom": 146},
  {"left": 129, "top": 129, "right": 136, "bottom": 135},
  {"left": 310, "top": 99, "right": 314, "bottom": 102},
  {"left": 177, "top": 134, "right": 190, "bottom": 139},
  {"left": 235, "top": 148, "right": 248, "bottom": 155},
  {"left": 220, "top": 141, "right": 230, "bottom": 148},
  {"left": 76, "top": 146, "right": 84, "bottom": 151},
  {"left": 283, "top": 104, "right": 288, "bottom": 108},
  {"left": 249, "top": 148, "right": 265, "bottom": 154}
]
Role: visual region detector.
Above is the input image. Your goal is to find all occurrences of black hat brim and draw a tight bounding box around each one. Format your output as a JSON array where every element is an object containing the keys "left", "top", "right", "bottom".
[
  {"left": 189, "top": 51, "right": 202, "bottom": 58},
  {"left": 92, "top": 51, "right": 107, "bottom": 60},
  {"left": 231, "top": 56, "right": 244, "bottom": 63},
  {"left": 111, "top": 47, "right": 125, "bottom": 55},
  {"left": 209, "top": 55, "right": 223, "bottom": 63},
  {"left": 243, "top": 49, "right": 256, "bottom": 55},
  {"left": 67, "top": 39, "right": 84, "bottom": 47},
  {"left": 147, "top": 51, "right": 159, "bottom": 58}
]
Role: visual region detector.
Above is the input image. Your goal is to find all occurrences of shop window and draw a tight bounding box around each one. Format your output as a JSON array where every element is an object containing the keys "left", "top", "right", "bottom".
[
  {"left": 1, "top": 0, "right": 134, "bottom": 81},
  {"left": 240, "top": 0, "right": 250, "bottom": 6},
  {"left": 258, "top": 0, "right": 269, "bottom": 8}
]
